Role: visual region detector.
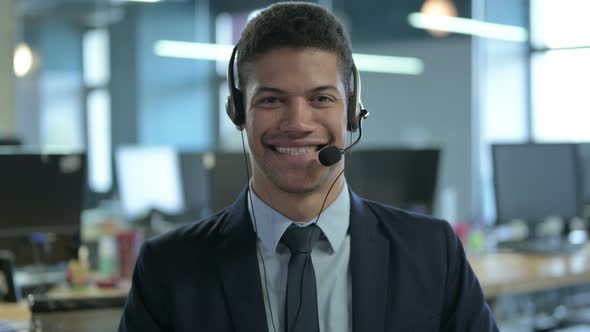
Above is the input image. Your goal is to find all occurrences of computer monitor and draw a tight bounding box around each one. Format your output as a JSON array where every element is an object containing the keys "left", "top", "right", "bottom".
[
  {"left": 345, "top": 148, "right": 440, "bottom": 214},
  {"left": 207, "top": 149, "right": 440, "bottom": 214},
  {"left": 208, "top": 152, "right": 249, "bottom": 213},
  {"left": 492, "top": 143, "right": 581, "bottom": 224},
  {"left": 0, "top": 137, "right": 21, "bottom": 147},
  {"left": 0, "top": 152, "right": 85, "bottom": 264},
  {"left": 0, "top": 153, "right": 85, "bottom": 235},
  {"left": 178, "top": 152, "right": 210, "bottom": 220},
  {"left": 577, "top": 143, "right": 590, "bottom": 217},
  {"left": 115, "top": 146, "right": 185, "bottom": 220}
]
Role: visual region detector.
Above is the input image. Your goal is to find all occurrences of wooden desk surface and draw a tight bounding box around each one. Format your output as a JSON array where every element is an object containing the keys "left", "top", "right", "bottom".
[
  {"left": 5, "top": 253, "right": 590, "bottom": 318},
  {"left": 0, "top": 301, "right": 30, "bottom": 321},
  {"left": 0, "top": 287, "right": 128, "bottom": 331},
  {"left": 471, "top": 245, "right": 590, "bottom": 298},
  {"left": 47, "top": 286, "right": 129, "bottom": 300}
]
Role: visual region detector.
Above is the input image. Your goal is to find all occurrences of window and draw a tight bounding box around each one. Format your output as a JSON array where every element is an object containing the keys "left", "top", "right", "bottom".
[
  {"left": 532, "top": 49, "right": 590, "bottom": 141},
  {"left": 83, "top": 29, "right": 112, "bottom": 192},
  {"left": 530, "top": 0, "right": 590, "bottom": 142}
]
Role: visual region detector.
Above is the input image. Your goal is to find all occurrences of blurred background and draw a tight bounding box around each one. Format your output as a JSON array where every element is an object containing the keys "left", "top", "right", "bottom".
[{"left": 0, "top": 0, "right": 589, "bottom": 331}]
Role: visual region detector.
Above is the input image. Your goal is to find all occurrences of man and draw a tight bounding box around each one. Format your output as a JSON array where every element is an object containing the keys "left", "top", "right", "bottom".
[{"left": 119, "top": 2, "right": 498, "bottom": 331}]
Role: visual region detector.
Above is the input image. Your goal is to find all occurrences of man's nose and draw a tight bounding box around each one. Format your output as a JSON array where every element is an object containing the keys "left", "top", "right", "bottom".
[{"left": 279, "top": 98, "right": 314, "bottom": 133}]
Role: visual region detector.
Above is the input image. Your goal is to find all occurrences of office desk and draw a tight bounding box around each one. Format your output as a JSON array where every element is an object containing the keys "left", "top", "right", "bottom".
[
  {"left": 0, "top": 301, "right": 30, "bottom": 321},
  {"left": 31, "top": 307, "right": 123, "bottom": 332},
  {"left": 46, "top": 286, "right": 129, "bottom": 300},
  {"left": 0, "top": 287, "right": 128, "bottom": 332},
  {"left": 471, "top": 246, "right": 590, "bottom": 298},
  {"left": 6, "top": 253, "right": 590, "bottom": 328},
  {"left": 0, "top": 304, "right": 122, "bottom": 332}
]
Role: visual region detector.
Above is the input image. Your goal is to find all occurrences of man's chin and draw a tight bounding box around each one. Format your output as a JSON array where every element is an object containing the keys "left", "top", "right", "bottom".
[
  {"left": 272, "top": 180, "right": 320, "bottom": 195},
  {"left": 255, "top": 160, "right": 335, "bottom": 195},
  {"left": 268, "top": 171, "right": 332, "bottom": 195}
]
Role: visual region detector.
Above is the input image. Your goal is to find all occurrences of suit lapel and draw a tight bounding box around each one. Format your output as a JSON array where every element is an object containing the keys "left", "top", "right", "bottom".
[
  {"left": 216, "top": 189, "right": 269, "bottom": 332},
  {"left": 350, "top": 191, "right": 390, "bottom": 332}
]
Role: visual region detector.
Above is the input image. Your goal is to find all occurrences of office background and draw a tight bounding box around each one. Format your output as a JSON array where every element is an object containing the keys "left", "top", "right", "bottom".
[
  {"left": 2, "top": 0, "right": 587, "bottom": 223},
  {"left": 1, "top": 0, "right": 590, "bottom": 331},
  {"left": 0, "top": 0, "right": 539, "bottom": 223}
]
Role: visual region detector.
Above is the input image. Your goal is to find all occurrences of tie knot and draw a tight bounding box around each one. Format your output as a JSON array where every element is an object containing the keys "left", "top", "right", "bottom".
[{"left": 280, "top": 224, "right": 321, "bottom": 254}]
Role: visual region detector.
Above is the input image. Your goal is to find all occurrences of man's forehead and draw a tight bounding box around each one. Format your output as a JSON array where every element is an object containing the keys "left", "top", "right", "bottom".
[
  {"left": 253, "top": 47, "right": 339, "bottom": 65},
  {"left": 244, "top": 48, "right": 344, "bottom": 93}
]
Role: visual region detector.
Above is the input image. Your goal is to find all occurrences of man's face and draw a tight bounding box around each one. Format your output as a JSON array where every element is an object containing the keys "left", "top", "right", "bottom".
[{"left": 243, "top": 47, "right": 348, "bottom": 195}]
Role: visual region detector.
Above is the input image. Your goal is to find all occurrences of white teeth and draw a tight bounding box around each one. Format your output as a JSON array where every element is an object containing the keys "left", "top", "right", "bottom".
[{"left": 275, "top": 146, "right": 316, "bottom": 154}]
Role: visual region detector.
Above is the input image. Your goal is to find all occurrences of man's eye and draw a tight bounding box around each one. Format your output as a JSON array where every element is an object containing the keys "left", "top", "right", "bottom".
[
  {"left": 261, "top": 96, "right": 281, "bottom": 104},
  {"left": 313, "top": 96, "right": 334, "bottom": 103}
]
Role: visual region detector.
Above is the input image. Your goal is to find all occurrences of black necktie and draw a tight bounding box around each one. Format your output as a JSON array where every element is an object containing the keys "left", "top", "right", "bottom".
[{"left": 280, "top": 224, "right": 321, "bottom": 332}]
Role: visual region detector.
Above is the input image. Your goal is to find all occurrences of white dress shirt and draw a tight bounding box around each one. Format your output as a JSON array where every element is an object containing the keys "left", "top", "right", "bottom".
[{"left": 247, "top": 182, "right": 352, "bottom": 332}]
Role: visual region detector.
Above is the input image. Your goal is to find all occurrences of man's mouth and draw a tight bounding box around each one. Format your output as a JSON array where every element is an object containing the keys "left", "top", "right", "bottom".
[{"left": 271, "top": 145, "right": 327, "bottom": 155}]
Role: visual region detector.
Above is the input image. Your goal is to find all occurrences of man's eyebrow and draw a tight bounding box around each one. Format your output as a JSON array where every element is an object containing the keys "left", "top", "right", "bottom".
[
  {"left": 251, "top": 85, "right": 341, "bottom": 97},
  {"left": 310, "top": 85, "right": 339, "bottom": 93},
  {"left": 252, "top": 86, "right": 288, "bottom": 97}
]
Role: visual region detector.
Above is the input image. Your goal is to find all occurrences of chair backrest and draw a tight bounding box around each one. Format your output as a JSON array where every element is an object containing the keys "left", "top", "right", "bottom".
[{"left": 0, "top": 250, "right": 20, "bottom": 302}]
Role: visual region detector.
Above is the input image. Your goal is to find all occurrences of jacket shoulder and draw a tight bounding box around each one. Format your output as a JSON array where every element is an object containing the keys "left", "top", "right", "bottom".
[
  {"left": 144, "top": 208, "right": 230, "bottom": 257},
  {"left": 356, "top": 196, "right": 459, "bottom": 257},
  {"left": 361, "top": 197, "right": 450, "bottom": 231}
]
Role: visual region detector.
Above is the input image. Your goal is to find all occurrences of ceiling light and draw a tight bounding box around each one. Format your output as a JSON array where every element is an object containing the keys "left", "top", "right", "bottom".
[
  {"left": 154, "top": 40, "right": 424, "bottom": 75},
  {"left": 420, "top": 0, "right": 458, "bottom": 37},
  {"left": 154, "top": 41, "right": 233, "bottom": 61},
  {"left": 408, "top": 12, "right": 528, "bottom": 42},
  {"left": 352, "top": 53, "right": 424, "bottom": 75},
  {"left": 13, "top": 43, "right": 34, "bottom": 77}
]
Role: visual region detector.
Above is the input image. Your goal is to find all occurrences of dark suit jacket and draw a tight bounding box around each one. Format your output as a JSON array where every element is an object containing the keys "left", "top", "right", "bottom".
[{"left": 119, "top": 189, "right": 498, "bottom": 331}]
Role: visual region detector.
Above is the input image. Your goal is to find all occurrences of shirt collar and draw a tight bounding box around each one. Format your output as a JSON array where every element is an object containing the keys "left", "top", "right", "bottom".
[{"left": 247, "top": 180, "right": 350, "bottom": 254}]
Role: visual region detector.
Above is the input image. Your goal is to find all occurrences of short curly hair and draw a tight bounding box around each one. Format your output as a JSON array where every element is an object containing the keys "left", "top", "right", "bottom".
[{"left": 236, "top": 2, "right": 354, "bottom": 95}]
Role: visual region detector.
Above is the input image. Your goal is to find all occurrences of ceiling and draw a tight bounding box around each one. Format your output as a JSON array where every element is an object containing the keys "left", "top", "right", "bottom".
[{"left": 16, "top": 0, "right": 472, "bottom": 43}]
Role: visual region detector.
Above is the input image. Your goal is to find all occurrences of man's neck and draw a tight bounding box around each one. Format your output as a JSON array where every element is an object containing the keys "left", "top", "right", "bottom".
[{"left": 251, "top": 176, "right": 345, "bottom": 222}]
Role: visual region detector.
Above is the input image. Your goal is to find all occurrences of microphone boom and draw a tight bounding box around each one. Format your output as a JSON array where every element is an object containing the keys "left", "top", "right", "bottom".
[{"left": 318, "top": 109, "right": 369, "bottom": 167}]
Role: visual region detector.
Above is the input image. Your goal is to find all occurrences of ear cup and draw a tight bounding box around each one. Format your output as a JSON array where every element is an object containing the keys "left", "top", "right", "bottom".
[
  {"left": 226, "top": 44, "right": 245, "bottom": 127},
  {"left": 226, "top": 88, "right": 245, "bottom": 126},
  {"left": 347, "top": 96, "right": 358, "bottom": 131},
  {"left": 225, "top": 96, "right": 236, "bottom": 124},
  {"left": 347, "top": 65, "right": 363, "bottom": 131}
]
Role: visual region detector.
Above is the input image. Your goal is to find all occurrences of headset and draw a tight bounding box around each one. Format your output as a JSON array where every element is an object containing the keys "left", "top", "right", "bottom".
[{"left": 225, "top": 43, "right": 367, "bottom": 132}]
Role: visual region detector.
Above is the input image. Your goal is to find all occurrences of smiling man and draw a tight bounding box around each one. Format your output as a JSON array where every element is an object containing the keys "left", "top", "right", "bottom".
[
  {"left": 119, "top": 2, "right": 498, "bottom": 332},
  {"left": 245, "top": 47, "right": 348, "bottom": 220}
]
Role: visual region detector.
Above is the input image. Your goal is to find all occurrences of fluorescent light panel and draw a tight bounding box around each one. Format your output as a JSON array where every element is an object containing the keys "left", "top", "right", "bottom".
[
  {"left": 154, "top": 40, "right": 424, "bottom": 75},
  {"left": 408, "top": 12, "right": 528, "bottom": 42},
  {"left": 83, "top": 29, "right": 110, "bottom": 87},
  {"left": 87, "top": 89, "right": 113, "bottom": 193},
  {"left": 353, "top": 53, "right": 423, "bottom": 75},
  {"left": 155, "top": 41, "right": 233, "bottom": 61}
]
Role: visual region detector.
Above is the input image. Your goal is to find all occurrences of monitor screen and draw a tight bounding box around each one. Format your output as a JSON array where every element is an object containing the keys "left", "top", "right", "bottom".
[
  {"left": 115, "top": 146, "right": 185, "bottom": 220},
  {"left": 206, "top": 150, "right": 439, "bottom": 214},
  {"left": 345, "top": 148, "right": 440, "bottom": 214},
  {"left": 0, "top": 152, "right": 85, "bottom": 235},
  {"left": 208, "top": 152, "right": 249, "bottom": 213},
  {"left": 178, "top": 152, "right": 210, "bottom": 220},
  {"left": 492, "top": 143, "right": 581, "bottom": 223},
  {"left": 577, "top": 143, "right": 590, "bottom": 206},
  {"left": 0, "top": 137, "right": 21, "bottom": 147}
]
